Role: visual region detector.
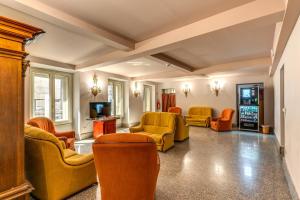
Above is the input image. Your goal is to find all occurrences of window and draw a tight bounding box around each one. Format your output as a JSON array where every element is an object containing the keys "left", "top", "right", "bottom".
[
  {"left": 31, "top": 68, "right": 72, "bottom": 123},
  {"left": 143, "top": 85, "right": 152, "bottom": 112},
  {"left": 108, "top": 79, "right": 124, "bottom": 116}
]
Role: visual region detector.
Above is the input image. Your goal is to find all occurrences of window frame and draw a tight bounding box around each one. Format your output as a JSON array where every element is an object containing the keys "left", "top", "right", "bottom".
[
  {"left": 143, "top": 84, "right": 153, "bottom": 112},
  {"left": 108, "top": 79, "right": 124, "bottom": 117},
  {"left": 30, "top": 68, "right": 73, "bottom": 125}
]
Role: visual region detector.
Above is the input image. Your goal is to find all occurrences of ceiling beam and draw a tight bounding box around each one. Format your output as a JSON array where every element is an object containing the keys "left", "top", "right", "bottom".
[
  {"left": 133, "top": 57, "right": 271, "bottom": 81},
  {"left": 150, "top": 53, "right": 194, "bottom": 72},
  {"left": 76, "top": 0, "right": 284, "bottom": 71},
  {"left": 1, "top": 0, "right": 134, "bottom": 50},
  {"left": 269, "top": 0, "right": 300, "bottom": 76},
  {"left": 28, "top": 56, "right": 76, "bottom": 72}
]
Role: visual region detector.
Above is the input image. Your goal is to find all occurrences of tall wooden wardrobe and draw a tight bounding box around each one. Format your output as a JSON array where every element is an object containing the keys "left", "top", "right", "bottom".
[{"left": 0, "top": 17, "right": 44, "bottom": 199}]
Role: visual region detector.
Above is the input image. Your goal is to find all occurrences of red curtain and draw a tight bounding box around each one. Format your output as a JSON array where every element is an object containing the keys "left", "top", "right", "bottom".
[{"left": 162, "top": 93, "right": 176, "bottom": 112}]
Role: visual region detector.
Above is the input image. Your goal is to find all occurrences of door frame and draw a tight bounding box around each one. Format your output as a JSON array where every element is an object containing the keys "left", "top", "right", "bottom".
[{"left": 280, "top": 65, "right": 285, "bottom": 156}]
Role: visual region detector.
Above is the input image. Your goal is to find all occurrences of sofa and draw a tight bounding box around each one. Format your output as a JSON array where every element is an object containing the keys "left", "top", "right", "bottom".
[
  {"left": 211, "top": 108, "right": 235, "bottom": 131},
  {"left": 129, "top": 112, "right": 176, "bottom": 152},
  {"left": 27, "top": 117, "right": 75, "bottom": 150},
  {"left": 168, "top": 107, "right": 189, "bottom": 141},
  {"left": 93, "top": 133, "right": 160, "bottom": 200},
  {"left": 24, "top": 125, "right": 97, "bottom": 200},
  {"left": 185, "top": 107, "right": 212, "bottom": 127}
]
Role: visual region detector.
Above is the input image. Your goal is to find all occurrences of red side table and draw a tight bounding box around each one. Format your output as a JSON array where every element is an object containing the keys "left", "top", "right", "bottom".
[{"left": 93, "top": 117, "right": 117, "bottom": 139}]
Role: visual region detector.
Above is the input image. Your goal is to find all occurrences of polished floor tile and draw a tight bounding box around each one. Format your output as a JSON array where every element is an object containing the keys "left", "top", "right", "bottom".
[{"left": 69, "top": 127, "right": 291, "bottom": 200}]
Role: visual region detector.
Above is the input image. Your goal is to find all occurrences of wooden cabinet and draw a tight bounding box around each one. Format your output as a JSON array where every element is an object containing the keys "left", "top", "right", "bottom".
[
  {"left": 0, "top": 17, "right": 43, "bottom": 199},
  {"left": 93, "top": 118, "right": 117, "bottom": 139}
]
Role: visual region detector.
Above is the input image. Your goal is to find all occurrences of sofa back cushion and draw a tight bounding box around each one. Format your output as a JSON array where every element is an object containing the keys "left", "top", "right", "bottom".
[
  {"left": 24, "top": 124, "right": 63, "bottom": 151},
  {"left": 188, "top": 107, "right": 212, "bottom": 117}
]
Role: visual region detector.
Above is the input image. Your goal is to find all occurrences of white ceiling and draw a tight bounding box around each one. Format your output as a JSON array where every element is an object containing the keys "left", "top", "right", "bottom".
[
  {"left": 0, "top": 4, "right": 113, "bottom": 65},
  {"left": 0, "top": 0, "right": 284, "bottom": 80},
  {"left": 96, "top": 57, "right": 180, "bottom": 77},
  {"left": 37, "top": 0, "right": 253, "bottom": 41},
  {"left": 164, "top": 24, "right": 276, "bottom": 68}
]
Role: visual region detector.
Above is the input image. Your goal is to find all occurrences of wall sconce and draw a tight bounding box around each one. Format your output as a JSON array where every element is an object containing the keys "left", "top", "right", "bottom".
[
  {"left": 133, "top": 82, "right": 140, "bottom": 98},
  {"left": 183, "top": 83, "right": 191, "bottom": 97},
  {"left": 210, "top": 80, "right": 222, "bottom": 96},
  {"left": 90, "top": 74, "right": 102, "bottom": 97}
]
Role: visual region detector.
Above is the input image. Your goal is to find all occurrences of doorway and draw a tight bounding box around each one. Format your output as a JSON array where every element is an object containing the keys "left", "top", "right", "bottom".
[{"left": 280, "top": 65, "right": 285, "bottom": 156}]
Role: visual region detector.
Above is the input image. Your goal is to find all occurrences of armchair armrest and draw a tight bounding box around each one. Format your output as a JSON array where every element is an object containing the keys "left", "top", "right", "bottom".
[
  {"left": 129, "top": 125, "right": 144, "bottom": 133},
  {"left": 57, "top": 136, "right": 67, "bottom": 149},
  {"left": 55, "top": 130, "right": 75, "bottom": 138}
]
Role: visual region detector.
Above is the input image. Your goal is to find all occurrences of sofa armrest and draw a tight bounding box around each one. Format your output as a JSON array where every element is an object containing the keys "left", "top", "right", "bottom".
[
  {"left": 55, "top": 131, "right": 75, "bottom": 138},
  {"left": 129, "top": 125, "right": 144, "bottom": 133}
]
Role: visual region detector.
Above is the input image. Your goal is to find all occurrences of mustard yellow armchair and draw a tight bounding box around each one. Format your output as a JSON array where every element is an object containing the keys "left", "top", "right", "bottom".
[
  {"left": 168, "top": 107, "right": 189, "bottom": 141},
  {"left": 24, "top": 125, "right": 97, "bottom": 200},
  {"left": 185, "top": 107, "right": 212, "bottom": 127},
  {"left": 129, "top": 112, "right": 176, "bottom": 152}
]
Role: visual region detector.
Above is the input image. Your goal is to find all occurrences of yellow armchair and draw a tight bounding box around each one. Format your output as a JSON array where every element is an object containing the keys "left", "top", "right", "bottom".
[
  {"left": 185, "top": 107, "right": 212, "bottom": 127},
  {"left": 24, "top": 125, "right": 97, "bottom": 200},
  {"left": 168, "top": 107, "right": 189, "bottom": 141},
  {"left": 130, "top": 112, "right": 176, "bottom": 152}
]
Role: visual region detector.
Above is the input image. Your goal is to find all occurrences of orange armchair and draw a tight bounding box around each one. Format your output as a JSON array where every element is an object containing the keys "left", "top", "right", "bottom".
[
  {"left": 27, "top": 117, "right": 75, "bottom": 150},
  {"left": 93, "top": 133, "right": 160, "bottom": 200},
  {"left": 210, "top": 108, "right": 235, "bottom": 132},
  {"left": 168, "top": 107, "right": 182, "bottom": 115}
]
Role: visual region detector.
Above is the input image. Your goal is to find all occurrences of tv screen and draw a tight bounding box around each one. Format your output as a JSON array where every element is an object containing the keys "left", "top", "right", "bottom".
[{"left": 90, "top": 102, "right": 111, "bottom": 118}]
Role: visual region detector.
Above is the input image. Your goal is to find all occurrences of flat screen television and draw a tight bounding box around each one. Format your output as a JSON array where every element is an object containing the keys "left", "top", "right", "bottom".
[{"left": 90, "top": 102, "right": 111, "bottom": 118}]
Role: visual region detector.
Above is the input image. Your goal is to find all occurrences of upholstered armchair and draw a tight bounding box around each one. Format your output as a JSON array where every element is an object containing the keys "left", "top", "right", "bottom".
[
  {"left": 168, "top": 107, "right": 189, "bottom": 141},
  {"left": 93, "top": 133, "right": 160, "bottom": 200},
  {"left": 211, "top": 108, "right": 235, "bottom": 131},
  {"left": 129, "top": 112, "right": 176, "bottom": 152},
  {"left": 27, "top": 117, "right": 75, "bottom": 150},
  {"left": 24, "top": 125, "right": 97, "bottom": 200},
  {"left": 185, "top": 107, "right": 212, "bottom": 127},
  {"left": 168, "top": 107, "right": 182, "bottom": 115}
]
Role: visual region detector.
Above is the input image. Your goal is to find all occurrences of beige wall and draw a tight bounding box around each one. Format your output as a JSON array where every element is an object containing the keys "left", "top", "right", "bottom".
[
  {"left": 273, "top": 15, "right": 300, "bottom": 196},
  {"left": 158, "top": 74, "right": 274, "bottom": 126}
]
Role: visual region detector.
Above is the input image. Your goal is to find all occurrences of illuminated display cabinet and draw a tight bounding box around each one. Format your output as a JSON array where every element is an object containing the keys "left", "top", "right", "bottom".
[{"left": 237, "top": 83, "right": 264, "bottom": 132}]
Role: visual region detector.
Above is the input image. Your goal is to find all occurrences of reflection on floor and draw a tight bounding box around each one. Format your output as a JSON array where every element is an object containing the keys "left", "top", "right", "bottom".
[{"left": 69, "top": 127, "right": 291, "bottom": 200}]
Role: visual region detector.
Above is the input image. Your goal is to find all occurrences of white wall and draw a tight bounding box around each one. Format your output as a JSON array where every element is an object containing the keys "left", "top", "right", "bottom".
[
  {"left": 273, "top": 15, "right": 300, "bottom": 196},
  {"left": 158, "top": 74, "right": 274, "bottom": 126},
  {"left": 77, "top": 71, "right": 157, "bottom": 139}
]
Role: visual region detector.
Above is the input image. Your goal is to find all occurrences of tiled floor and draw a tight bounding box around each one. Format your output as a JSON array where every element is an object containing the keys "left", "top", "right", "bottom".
[{"left": 69, "top": 127, "right": 291, "bottom": 200}]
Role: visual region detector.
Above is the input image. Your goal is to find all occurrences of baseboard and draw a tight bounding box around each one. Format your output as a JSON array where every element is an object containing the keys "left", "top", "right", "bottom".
[
  {"left": 282, "top": 158, "right": 300, "bottom": 200},
  {"left": 274, "top": 134, "right": 299, "bottom": 199}
]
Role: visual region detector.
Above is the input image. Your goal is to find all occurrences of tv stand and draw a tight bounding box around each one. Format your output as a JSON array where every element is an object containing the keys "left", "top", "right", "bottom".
[{"left": 90, "top": 117, "right": 117, "bottom": 139}]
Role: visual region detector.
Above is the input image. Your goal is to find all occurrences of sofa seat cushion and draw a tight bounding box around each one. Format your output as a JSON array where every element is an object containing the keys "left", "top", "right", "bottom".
[
  {"left": 64, "top": 153, "right": 94, "bottom": 166},
  {"left": 186, "top": 116, "right": 209, "bottom": 122},
  {"left": 136, "top": 132, "right": 163, "bottom": 145}
]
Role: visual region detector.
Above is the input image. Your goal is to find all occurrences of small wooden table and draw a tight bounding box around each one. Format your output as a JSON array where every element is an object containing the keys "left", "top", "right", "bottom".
[{"left": 91, "top": 117, "right": 117, "bottom": 139}]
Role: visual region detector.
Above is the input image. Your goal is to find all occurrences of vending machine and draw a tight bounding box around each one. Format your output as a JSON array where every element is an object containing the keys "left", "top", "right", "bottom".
[{"left": 238, "top": 84, "right": 264, "bottom": 131}]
